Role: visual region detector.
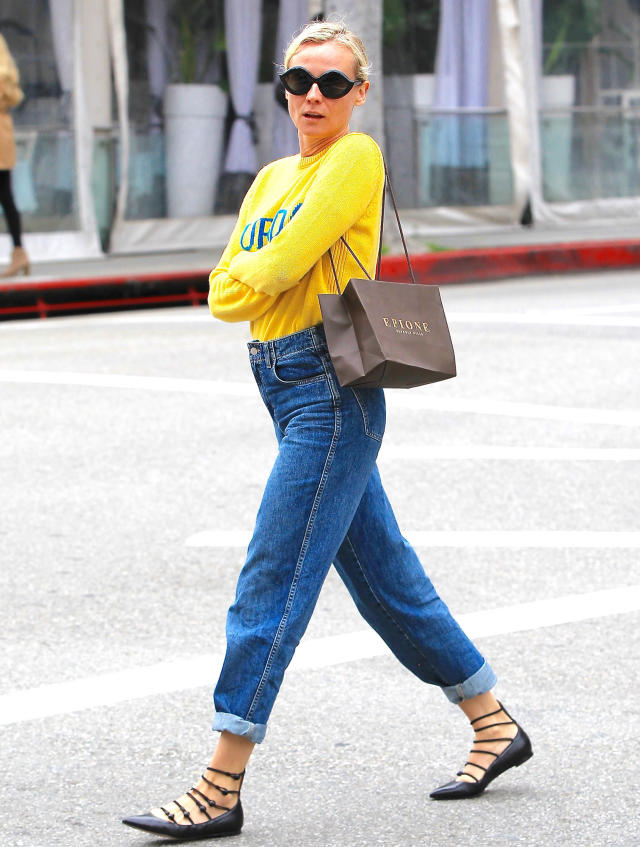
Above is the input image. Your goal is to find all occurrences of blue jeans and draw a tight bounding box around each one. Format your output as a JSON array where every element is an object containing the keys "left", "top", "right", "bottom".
[{"left": 213, "top": 325, "right": 496, "bottom": 743}]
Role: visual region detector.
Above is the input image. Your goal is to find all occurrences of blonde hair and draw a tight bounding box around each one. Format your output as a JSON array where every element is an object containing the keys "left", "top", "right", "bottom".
[{"left": 283, "top": 20, "right": 370, "bottom": 82}]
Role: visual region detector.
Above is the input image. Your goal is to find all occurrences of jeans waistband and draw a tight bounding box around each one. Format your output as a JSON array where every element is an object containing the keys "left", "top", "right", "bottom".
[{"left": 247, "top": 324, "right": 327, "bottom": 366}]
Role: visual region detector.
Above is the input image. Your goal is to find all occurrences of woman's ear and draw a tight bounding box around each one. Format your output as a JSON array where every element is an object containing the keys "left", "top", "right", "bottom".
[{"left": 354, "top": 80, "right": 369, "bottom": 107}]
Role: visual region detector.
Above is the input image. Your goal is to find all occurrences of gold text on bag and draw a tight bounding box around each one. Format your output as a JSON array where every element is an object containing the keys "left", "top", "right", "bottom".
[
  {"left": 318, "top": 164, "right": 456, "bottom": 390},
  {"left": 382, "top": 317, "right": 431, "bottom": 334}
]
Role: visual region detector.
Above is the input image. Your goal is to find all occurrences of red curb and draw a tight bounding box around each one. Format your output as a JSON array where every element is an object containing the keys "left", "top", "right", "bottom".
[
  {"left": 1, "top": 238, "right": 639, "bottom": 320},
  {"left": 0, "top": 268, "right": 208, "bottom": 294},
  {"left": 380, "top": 239, "right": 640, "bottom": 284}
]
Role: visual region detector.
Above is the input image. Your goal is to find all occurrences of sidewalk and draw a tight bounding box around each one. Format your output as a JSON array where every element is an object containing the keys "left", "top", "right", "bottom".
[{"left": 2, "top": 220, "right": 639, "bottom": 320}]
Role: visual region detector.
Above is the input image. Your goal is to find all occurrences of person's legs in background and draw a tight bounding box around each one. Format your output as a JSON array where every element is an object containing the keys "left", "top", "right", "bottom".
[{"left": 0, "top": 169, "right": 29, "bottom": 277}]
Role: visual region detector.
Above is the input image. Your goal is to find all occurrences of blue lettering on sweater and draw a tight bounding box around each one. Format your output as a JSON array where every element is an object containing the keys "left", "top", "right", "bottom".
[{"left": 240, "top": 203, "right": 302, "bottom": 251}]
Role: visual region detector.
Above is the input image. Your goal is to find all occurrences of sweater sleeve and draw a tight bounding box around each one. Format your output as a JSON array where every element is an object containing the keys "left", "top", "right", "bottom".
[
  {"left": 208, "top": 176, "right": 278, "bottom": 323},
  {"left": 227, "top": 135, "right": 383, "bottom": 297}
]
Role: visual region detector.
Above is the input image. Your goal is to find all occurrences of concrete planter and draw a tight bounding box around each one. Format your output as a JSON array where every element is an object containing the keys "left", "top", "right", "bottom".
[
  {"left": 163, "top": 83, "right": 227, "bottom": 218},
  {"left": 540, "top": 75, "right": 576, "bottom": 202}
]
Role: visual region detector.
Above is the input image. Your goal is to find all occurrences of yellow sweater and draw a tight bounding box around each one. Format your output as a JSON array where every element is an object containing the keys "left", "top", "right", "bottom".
[{"left": 208, "top": 132, "right": 384, "bottom": 340}]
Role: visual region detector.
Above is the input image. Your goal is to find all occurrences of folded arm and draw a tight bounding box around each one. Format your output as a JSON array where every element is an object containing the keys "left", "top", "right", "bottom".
[
  {"left": 228, "top": 137, "right": 383, "bottom": 297},
  {"left": 208, "top": 179, "right": 278, "bottom": 323}
]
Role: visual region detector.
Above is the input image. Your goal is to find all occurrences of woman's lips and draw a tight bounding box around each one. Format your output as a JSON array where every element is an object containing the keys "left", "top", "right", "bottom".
[{"left": 303, "top": 112, "right": 323, "bottom": 119}]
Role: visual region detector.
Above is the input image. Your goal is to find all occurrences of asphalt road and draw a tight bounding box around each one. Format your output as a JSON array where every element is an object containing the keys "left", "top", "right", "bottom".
[{"left": 1, "top": 269, "right": 639, "bottom": 847}]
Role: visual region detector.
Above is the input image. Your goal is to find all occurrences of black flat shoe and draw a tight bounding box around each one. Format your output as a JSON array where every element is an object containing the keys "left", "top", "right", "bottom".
[
  {"left": 430, "top": 702, "right": 532, "bottom": 800},
  {"left": 123, "top": 766, "right": 245, "bottom": 840}
]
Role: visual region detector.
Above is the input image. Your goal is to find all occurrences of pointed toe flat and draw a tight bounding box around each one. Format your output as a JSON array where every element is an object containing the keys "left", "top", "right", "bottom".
[
  {"left": 122, "top": 801, "right": 243, "bottom": 840},
  {"left": 430, "top": 703, "right": 533, "bottom": 800}
]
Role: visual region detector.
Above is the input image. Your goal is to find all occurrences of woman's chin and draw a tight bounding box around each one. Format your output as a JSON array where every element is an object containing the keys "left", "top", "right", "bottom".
[{"left": 298, "top": 117, "right": 326, "bottom": 132}]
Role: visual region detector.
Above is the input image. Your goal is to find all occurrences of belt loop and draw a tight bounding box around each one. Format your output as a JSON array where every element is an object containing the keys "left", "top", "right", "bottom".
[
  {"left": 265, "top": 341, "right": 274, "bottom": 368},
  {"left": 311, "top": 323, "right": 323, "bottom": 353}
]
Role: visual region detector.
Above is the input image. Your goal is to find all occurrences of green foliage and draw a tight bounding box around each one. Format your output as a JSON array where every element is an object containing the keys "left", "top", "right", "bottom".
[
  {"left": 382, "top": 0, "right": 440, "bottom": 74},
  {"left": 168, "top": 0, "right": 225, "bottom": 84},
  {"left": 543, "top": 0, "right": 603, "bottom": 73},
  {"left": 383, "top": 0, "right": 407, "bottom": 46}
]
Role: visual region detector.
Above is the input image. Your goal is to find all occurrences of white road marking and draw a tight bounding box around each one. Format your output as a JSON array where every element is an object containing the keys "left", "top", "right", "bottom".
[
  {"left": 0, "top": 369, "right": 255, "bottom": 398},
  {"left": 1, "top": 369, "right": 638, "bottom": 427},
  {"left": 447, "top": 311, "right": 640, "bottom": 328},
  {"left": 555, "top": 302, "right": 640, "bottom": 316},
  {"left": 379, "top": 445, "right": 640, "bottom": 461},
  {"left": 185, "top": 529, "right": 640, "bottom": 550},
  {"left": 1, "top": 584, "right": 639, "bottom": 726},
  {"left": 0, "top": 310, "right": 214, "bottom": 331},
  {"left": 387, "top": 394, "right": 640, "bottom": 427},
  {"left": 3, "top": 304, "right": 640, "bottom": 329}
]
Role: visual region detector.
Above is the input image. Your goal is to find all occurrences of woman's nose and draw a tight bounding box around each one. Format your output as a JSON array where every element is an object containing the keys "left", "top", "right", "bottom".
[{"left": 306, "top": 82, "right": 322, "bottom": 99}]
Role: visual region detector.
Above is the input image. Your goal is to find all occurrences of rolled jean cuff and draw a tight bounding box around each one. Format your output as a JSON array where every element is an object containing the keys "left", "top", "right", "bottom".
[
  {"left": 441, "top": 660, "right": 498, "bottom": 704},
  {"left": 212, "top": 711, "right": 267, "bottom": 744}
]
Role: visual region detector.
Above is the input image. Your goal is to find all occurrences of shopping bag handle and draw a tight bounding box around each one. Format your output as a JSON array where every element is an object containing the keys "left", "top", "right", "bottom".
[{"left": 328, "top": 161, "right": 417, "bottom": 294}]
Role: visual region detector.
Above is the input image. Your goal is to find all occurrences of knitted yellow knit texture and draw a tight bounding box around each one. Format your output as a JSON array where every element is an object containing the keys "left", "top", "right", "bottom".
[{"left": 208, "top": 132, "right": 384, "bottom": 341}]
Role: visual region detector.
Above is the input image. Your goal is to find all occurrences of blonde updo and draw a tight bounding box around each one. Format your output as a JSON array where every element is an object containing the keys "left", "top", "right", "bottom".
[{"left": 283, "top": 20, "right": 370, "bottom": 82}]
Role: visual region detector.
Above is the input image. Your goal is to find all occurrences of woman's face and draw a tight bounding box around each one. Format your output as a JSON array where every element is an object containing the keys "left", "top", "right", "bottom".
[{"left": 285, "top": 40, "right": 369, "bottom": 155}]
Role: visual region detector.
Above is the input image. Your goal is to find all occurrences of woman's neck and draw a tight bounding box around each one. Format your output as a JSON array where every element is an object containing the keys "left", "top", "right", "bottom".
[{"left": 298, "top": 127, "right": 350, "bottom": 158}]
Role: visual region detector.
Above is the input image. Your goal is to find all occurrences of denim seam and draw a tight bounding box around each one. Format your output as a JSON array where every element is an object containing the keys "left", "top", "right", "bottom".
[
  {"left": 272, "top": 346, "right": 325, "bottom": 386},
  {"left": 245, "top": 345, "right": 342, "bottom": 721},
  {"left": 349, "top": 387, "right": 383, "bottom": 442},
  {"left": 252, "top": 364, "right": 276, "bottom": 423},
  {"left": 342, "top": 532, "right": 441, "bottom": 675},
  {"left": 272, "top": 367, "right": 325, "bottom": 387},
  {"left": 276, "top": 344, "right": 317, "bottom": 360}
]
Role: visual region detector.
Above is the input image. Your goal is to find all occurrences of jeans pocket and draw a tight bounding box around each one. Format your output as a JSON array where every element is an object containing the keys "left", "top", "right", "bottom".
[
  {"left": 272, "top": 347, "right": 326, "bottom": 385},
  {"left": 350, "top": 386, "right": 386, "bottom": 442}
]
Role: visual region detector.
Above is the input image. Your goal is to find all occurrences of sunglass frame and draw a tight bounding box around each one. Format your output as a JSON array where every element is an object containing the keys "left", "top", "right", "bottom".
[{"left": 279, "top": 66, "right": 362, "bottom": 99}]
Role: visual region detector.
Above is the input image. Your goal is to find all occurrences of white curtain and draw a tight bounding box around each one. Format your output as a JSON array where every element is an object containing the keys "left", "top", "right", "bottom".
[
  {"left": 49, "top": 0, "right": 74, "bottom": 94},
  {"left": 272, "top": 0, "right": 308, "bottom": 159},
  {"left": 433, "top": 0, "right": 491, "bottom": 168},
  {"left": 495, "top": 0, "right": 533, "bottom": 217},
  {"left": 224, "top": 0, "right": 262, "bottom": 174},
  {"left": 530, "top": 0, "right": 543, "bottom": 79},
  {"left": 145, "top": 0, "right": 168, "bottom": 121},
  {"left": 107, "top": 0, "right": 130, "bottom": 225}
]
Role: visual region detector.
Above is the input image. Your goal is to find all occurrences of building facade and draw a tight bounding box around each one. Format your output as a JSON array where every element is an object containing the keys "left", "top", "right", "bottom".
[{"left": 2, "top": 0, "right": 640, "bottom": 260}]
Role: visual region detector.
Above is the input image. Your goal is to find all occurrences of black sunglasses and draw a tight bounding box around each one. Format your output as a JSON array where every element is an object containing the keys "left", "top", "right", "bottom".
[{"left": 279, "top": 66, "right": 362, "bottom": 99}]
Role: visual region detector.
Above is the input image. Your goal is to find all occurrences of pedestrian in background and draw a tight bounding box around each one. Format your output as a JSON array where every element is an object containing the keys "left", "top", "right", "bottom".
[
  {"left": 124, "top": 19, "right": 533, "bottom": 841},
  {"left": 0, "top": 32, "right": 29, "bottom": 278}
]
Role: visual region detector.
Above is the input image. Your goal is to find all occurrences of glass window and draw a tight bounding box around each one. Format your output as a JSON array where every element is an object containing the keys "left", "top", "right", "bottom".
[
  {"left": 121, "top": 0, "right": 280, "bottom": 223},
  {"left": 1, "top": 0, "right": 79, "bottom": 232},
  {"left": 541, "top": 0, "right": 640, "bottom": 201},
  {"left": 122, "top": 0, "right": 228, "bottom": 221},
  {"left": 384, "top": 0, "right": 513, "bottom": 209}
]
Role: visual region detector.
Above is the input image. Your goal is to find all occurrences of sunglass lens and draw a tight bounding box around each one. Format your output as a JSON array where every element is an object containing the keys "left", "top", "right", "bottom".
[
  {"left": 319, "top": 72, "right": 353, "bottom": 98},
  {"left": 282, "top": 68, "right": 312, "bottom": 95}
]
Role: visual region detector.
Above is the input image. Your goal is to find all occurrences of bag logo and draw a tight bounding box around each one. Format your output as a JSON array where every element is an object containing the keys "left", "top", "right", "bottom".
[{"left": 382, "top": 317, "right": 430, "bottom": 335}]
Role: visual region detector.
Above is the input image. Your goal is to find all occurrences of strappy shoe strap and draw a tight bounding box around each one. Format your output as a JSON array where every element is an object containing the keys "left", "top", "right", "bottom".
[
  {"left": 456, "top": 768, "right": 481, "bottom": 782},
  {"left": 206, "top": 766, "right": 245, "bottom": 780},
  {"left": 469, "top": 704, "right": 515, "bottom": 726},
  {"left": 201, "top": 775, "right": 240, "bottom": 798},
  {"left": 185, "top": 789, "right": 214, "bottom": 819},
  {"left": 173, "top": 799, "right": 193, "bottom": 823},
  {"left": 203, "top": 766, "right": 244, "bottom": 796},
  {"left": 457, "top": 703, "right": 520, "bottom": 781},
  {"left": 159, "top": 766, "right": 245, "bottom": 823}
]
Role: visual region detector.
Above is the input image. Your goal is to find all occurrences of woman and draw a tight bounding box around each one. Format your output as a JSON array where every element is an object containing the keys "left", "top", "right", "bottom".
[
  {"left": 0, "top": 33, "right": 28, "bottom": 278},
  {"left": 124, "top": 20, "right": 532, "bottom": 841}
]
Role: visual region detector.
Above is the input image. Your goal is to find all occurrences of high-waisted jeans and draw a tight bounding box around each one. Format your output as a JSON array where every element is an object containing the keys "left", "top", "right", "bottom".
[{"left": 213, "top": 325, "right": 496, "bottom": 743}]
